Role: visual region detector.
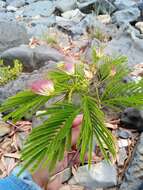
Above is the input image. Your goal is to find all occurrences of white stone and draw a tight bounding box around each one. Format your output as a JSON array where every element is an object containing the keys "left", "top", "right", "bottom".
[
  {"left": 7, "top": 5, "right": 17, "bottom": 11},
  {"left": 97, "top": 14, "right": 111, "bottom": 24},
  {"left": 62, "top": 9, "right": 85, "bottom": 23},
  {"left": 69, "top": 161, "right": 117, "bottom": 189},
  {"left": 135, "top": 22, "right": 143, "bottom": 34},
  {"left": 118, "top": 139, "right": 131, "bottom": 148}
]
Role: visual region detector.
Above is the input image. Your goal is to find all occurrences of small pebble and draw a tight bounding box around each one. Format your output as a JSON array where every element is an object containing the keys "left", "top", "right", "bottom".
[
  {"left": 118, "top": 139, "right": 131, "bottom": 148},
  {"left": 118, "top": 130, "right": 131, "bottom": 139},
  {"left": 117, "top": 147, "right": 128, "bottom": 166}
]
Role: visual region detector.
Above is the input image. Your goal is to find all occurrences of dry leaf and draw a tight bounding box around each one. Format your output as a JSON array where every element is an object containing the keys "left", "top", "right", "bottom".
[
  {"left": 29, "top": 37, "right": 40, "bottom": 48},
  {"left": 4, "top": 153, "right": 20, "bottom": 159},
  {"left": 105, "top": 122, "right": 118, "bottom": 129}
]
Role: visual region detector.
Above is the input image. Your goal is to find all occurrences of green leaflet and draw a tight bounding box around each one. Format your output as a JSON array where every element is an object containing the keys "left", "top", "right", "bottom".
[
  {"left": 0, "top": 90, "right": 50, "bottom": 122},
  {"left": 19, "top": 103, "right": 80, "bottom": 173},
  {"left": 1, "top": 48, "right": 142, "bottom": 175},
  {"left": 80, "top": 96, "right": 116, "bottom": 164}
]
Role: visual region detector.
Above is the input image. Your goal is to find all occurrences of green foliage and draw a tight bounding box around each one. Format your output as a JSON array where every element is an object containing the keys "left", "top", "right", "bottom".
[
  {"left": 0, "top": 48, "right": 143, "bottom": 174},
  {"left": 88, "top": 27, "right": 110, "bottom": 42},
  {"left": 41, "top": 33, "right": 58, "bottom": 46},
  {"left": 0, "top": 60, "right": 22, "bottom": 86}
]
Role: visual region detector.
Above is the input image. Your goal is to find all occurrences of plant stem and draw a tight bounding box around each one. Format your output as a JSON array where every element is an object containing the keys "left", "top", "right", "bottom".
[{"left": 95, "top": 86, "right": 101, "bottom": 107}]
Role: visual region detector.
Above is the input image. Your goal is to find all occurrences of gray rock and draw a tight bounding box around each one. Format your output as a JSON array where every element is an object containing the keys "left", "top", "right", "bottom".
[
  {"left": 117, "top": 147, "right": 128, "bottom": 166},
  {"left": 70, "top": 13, "right": 113, "bottom": 36},
  {"left": 104, "top": 24, "right": 143, "bottom": 67},
  {"left": 0, "top": 12, "right": 15, "bottom": 21},
  {"left": 6, "top": 0, "right": 15, "bottom": 4},
  {"left": 32, "top": 113, "right": 49, "bottom": 128},
  {"left": 114, "top": 0, "right": 136, "bottom": 10},
  {"left": 27, "top": 16, "right": 56, "bottom": 36},
  {"left": 138, "top": 2, "right": 143, "bottom": 17},
  {"left": 8, "top": 0, "right": 26, "bottom": 8},
  {"left": 17, "top": 132, "right": 28, "bottom": 149},
  {"left": 69, "top": 160, "right": 117, "bottom": 189},
  {"left": 0, "top": 121, "right": 10, "bottom": 137},
  {"left": 0, "top": 21, "right": 29, "bottom": 53},
  {"left": 0, "top": 45, "right": 64, "bottom": 72},
  {"left": 95, "top": 0, "right": 116, "bottom": 14},
  {"left": 119, "top": 133, "right": 143, "bottom": 190},
  {"left": 30, "top": 16, "right": 56, "bottom": 27},
  {"left": 0, "top": 63, "right": 56, "bottom": 103},
  {"left": 62, "top": 168, "right": 72, "bottom": 183},
  {"left": 78, "top": 0, "right": 116, "bottom": 14},
  {"left": 112, "top": 7, "right": 140, "bottom": 25},
  {"left": 0, "top": 0, "right": 6, "bottom": 8},
  {"left": 56, "top": 0, "right": 77, "bottom": 12},
  {"left": 27, "top": 17, "right": 56, "bottom": 37},
  {"left": 23, "top": 1, "right": 55, "bottom": 17},
  {"left": 56, "top": 16, "right": 75, "bottom": 32},
  {"left": 0, "top": 7, "right": 6, "bottom": 12},
  {"left": 118, "top": 130, "right": 131, "bottom": 139},
  {"left": 77, "top": 0, "right": 97, "bottom": 14},
  {"left": 49, "top": 168, "right": 71, "bottom": 184},
  {"left": 27, "top": 25, "right": 50, "bottom": 37},
  {"left": 25, "top": 0, "right": 37, "bottom": 4},
  {"left": 61, "top": 9, "right": 85, "bottom": 23}
]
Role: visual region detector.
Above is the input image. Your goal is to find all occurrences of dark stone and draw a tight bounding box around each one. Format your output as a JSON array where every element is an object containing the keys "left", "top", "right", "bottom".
[
  {"left": 0, "top": 45, "right": 65, "bottom": 72},
  {"left": 120, "top": 108, "right": 143, "bottom": 132},
  {"left": 78, "top": 0, "right": 116, "bottom": 14},
  {"left": 78, "top": 0, "right": 97, "bottom": 14},
  {"left": 0, "top": 12, "right": 15, "bottom": 21}
]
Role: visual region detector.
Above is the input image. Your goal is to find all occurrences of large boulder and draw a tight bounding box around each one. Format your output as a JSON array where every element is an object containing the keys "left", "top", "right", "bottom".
[
  {"left": 0, "top": 12, "right": 15, "bottom": 21},
  {"left": 69, "top": 14, "right": 115, "bottom": 36},
  {"left": 0, "top": 21, "right": 29, "bottom": 53},
  {"left": 114, "top": 0, "right": 137, "bottom": 10},
  {"left": 0, "top": 45, "right": 65, "bottom": 72},
  {"left": 112, "top": 7, "right": 140, "bottom": 25},
  {"left": 56, "top": 0, "right": 77, "bottom": 12},
  {"left": 23, "top": 1, "right": 55, "bottom": 17},
  {"left": 104, "top": 25, "right": 143, "bottom": 67},
  {"left": 78, "top": 0, "right": 116, "bottom": 14},
  {"left": 7, "top": 0, "right": 26, "bottom": 8}
]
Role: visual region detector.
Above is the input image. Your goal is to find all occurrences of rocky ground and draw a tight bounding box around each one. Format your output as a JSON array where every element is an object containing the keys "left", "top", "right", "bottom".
[{"left": 0, "top": 0, "right": 143, "bottom": 190}]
